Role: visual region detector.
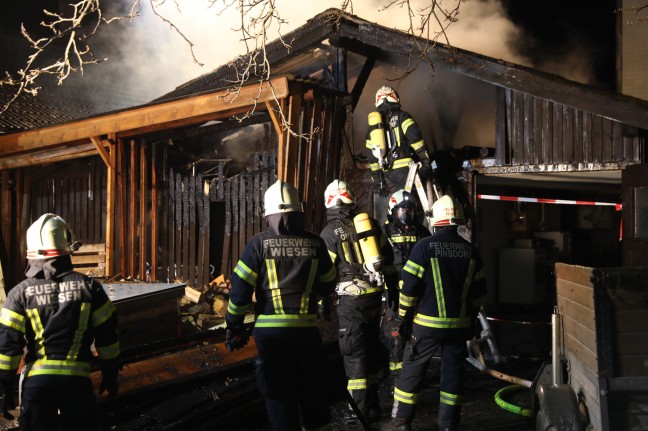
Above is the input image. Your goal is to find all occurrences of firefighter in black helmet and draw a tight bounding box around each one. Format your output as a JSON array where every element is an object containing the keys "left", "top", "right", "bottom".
[
  {"left": 225, "top": 180, "right": 337, "bottom": 431},
  {"left": 319, "top": 179, "right": 399, "bottom": 424},
  {"left": 390, "top": 196, "right": 486, "bottom": 431},
  {"left": 366, "top": 86, "right": 432, "bottom": 198},
  {"left": 0, "top": 213, "right": 120, "bottom": 430},
  {"left": 381, "top": 189, "right": 431, "bottom": 374}
]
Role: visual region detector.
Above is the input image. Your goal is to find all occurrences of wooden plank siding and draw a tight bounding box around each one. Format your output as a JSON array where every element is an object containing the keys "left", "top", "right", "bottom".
[
  {"left": 556, "top": 263, "right": 601, "bottom": 430},
  {"left": 498, "top": 89, "right": 643, "bottom": 170},
  {"left": 556, "top": 263, "right": 648, "bottom": 431},
  {"left": 0, "top": 87, "right": 345, "bottom": 294}
]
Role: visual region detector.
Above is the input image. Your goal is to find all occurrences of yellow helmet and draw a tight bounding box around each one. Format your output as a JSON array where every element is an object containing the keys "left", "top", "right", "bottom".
[
  {"left": 264, "top": 180, "right": 303, "bottom": 216},
  {"left": 431, "top": 195, "right": 464, "bottom": 227},
  {"left": 26, "top": 213, "right": 76, "bottom": 259}
]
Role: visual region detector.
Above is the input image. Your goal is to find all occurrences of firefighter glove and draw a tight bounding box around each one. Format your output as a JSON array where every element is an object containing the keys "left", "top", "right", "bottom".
[
  {"left": 418, "top": 160, "right": 432, "bottom": 180},
  {"left": 395, "top": 316, "right": 413, "bottom": 341},
  {"left": 317, "top": 297, "right": 332, "bottom": 321},
  {"left": 99, "top": 361, "right": 120, "bottom": 400},
  {"left": 1, "top": 376, "right": 15, "bottom": 418},
  {"left": 225, "top": 326, "right": 249, "bottom": 352},
  {"left": 386, "top": 280, "right": 400, "bottom": 311}
]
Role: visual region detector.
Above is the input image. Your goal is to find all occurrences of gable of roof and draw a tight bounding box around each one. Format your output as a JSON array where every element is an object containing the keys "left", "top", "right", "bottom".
[{"left": 158, "top": 8, "right": 648, "bottom": 131}]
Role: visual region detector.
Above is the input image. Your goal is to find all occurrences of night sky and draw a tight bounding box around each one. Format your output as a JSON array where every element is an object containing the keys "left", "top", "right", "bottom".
[
  {"left": 501, "top": 0, "right": 617, "bottom": 90},
  {"left": 0, "top": 1, "right": 620, "bottom": 92}
]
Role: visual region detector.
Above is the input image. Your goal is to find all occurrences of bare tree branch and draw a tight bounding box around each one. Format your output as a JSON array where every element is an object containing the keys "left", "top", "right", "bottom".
[{"left": 0, "top": 0, "right": 465, "bottom": 135}]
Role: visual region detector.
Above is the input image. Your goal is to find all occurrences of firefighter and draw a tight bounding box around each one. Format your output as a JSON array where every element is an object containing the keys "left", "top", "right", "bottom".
[
  {"left": 365, "top": 85, "right": 432, "bottom": 200},
  {"left": 381, "top": 189, "right": 431, "bottom": 374},
  {"left": 319, "top": 179, "right": 399, "bottom": 424},
  {"left": 225, "top": 180, "right": 337, "bottom": 431},
  {"left": 0, "top": 213, "right": 120, "bottom": 431},
  {"left": 390, "top": 195, "right": 486, "bottom": 431}
]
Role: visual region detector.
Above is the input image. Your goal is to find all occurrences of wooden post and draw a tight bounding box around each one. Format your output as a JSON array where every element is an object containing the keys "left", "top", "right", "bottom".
[{"left": 106, "top": 135, "right": 116, "bottom": 277}]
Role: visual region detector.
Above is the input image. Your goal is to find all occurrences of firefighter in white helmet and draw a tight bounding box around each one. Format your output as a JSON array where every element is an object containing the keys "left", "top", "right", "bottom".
[
  {"left": 0, "top": 213, "right": 120, "bottom": 430},
  {"left": 381, "top": 189, "right": 431, "bottom": 374},
  {"left": 366, "top": 86, "right": 432, "bottom": 199},
  {"left": 225, "top": 180, "right": 336, "bottom": 431},
  {"left": 390, "top": 195, "right": 486, "bottom": 431},
  {"left": 319, "top": 179, "right": 399, "bottom": 424}
]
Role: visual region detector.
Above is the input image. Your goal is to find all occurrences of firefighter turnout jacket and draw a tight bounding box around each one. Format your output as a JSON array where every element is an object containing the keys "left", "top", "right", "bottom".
[
  {"left": 383, "top": 217, "right": 431, "bottom": 273},
  {"left": 365, "top": 107, "right": 431, "bottom": 177},
  {"left": 226, "top": 226, "right": 337, "bottom": 430},
  {"left": 226, "top": 229, "right": 336, "bottom": 333},
  {"left": 0, "top": 256, "right": 119, "bottom": 382},
  {"left": 398, "top": 226, "right": 486, "bottom": 338}
]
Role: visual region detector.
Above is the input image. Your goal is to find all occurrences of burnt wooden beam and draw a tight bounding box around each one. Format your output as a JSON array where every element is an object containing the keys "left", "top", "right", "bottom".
[{"left": 350, "top": 56, "right": 376, "bottom": 112}]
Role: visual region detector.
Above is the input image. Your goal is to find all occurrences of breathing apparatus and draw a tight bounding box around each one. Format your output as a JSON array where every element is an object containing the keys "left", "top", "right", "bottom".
[{"left": 353, "top": 212, "right": 384, "bottom": 287}]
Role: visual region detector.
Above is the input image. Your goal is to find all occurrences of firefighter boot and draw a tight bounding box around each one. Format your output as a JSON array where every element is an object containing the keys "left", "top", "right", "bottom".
[
  {"left": 438, "top": 402, "right": 460, "bottom": 430},
  {"left": 389, "top": 418, "right": 412, "bottom": 431}
]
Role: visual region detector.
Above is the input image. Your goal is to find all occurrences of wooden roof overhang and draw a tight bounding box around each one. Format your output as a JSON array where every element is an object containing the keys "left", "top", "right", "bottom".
[
  {"left": 0, "top": 76, "right": 290, "bottom": 170},
  {"left": 163, "top": 9, "right": 648, "bottom": 134}
]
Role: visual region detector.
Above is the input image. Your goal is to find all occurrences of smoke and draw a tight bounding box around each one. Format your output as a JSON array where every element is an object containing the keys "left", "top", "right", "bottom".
[
  {"left": 70, "top": 0, "right": 606, "bottom": 129},
  {"left": 75, "top": 0, "right": 532, "bottom": 103}
]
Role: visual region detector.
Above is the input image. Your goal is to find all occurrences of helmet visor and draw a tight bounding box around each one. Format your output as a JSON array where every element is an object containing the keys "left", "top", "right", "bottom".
[{"left": 394, "top": 207, "right": 415, "bottom": 225}]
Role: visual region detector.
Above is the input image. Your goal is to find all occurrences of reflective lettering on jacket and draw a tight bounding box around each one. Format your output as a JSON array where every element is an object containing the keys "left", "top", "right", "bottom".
[
  {"left": 0, "top": 272, "right": 120, "bottom": 379},
  {"left": 399, "top": 228, "right": 486, "bottom": 334},
  {"left": 226, "top": 230, "right": 336, "bottom": 330}
]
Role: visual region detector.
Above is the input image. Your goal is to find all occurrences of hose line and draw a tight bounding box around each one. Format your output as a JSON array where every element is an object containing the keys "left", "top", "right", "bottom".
[{"left": 494, "top": 384, "right": 534, "bottom": 417}]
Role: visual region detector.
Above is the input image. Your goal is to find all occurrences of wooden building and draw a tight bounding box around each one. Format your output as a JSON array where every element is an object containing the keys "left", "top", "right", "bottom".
[{"left": 0, "top": 10, "right": 647, "bottom": 429}]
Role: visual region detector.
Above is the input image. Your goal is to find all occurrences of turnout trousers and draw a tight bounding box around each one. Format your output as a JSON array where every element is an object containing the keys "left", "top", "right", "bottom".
[
  {"left": 19, "top": 375, "right": 104, "bottom": 431},
  {"left": 254, "top": 328, "right": 331, "bottom": 431},
  {"left": 392, "top": 334, "right": 466, "bottom": 429},
  {"left": 337, "top": 292, "right": 383, "bottom": 414}
]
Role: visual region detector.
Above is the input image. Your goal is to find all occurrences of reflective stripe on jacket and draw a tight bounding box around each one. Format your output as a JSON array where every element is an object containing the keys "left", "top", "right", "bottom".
[
  {"left": 226, "top": 230, "right": 336, "bottom": 330},
  {"left": 0, "top": 263, "right": 119, "bottom": 380},
  {"left": 399, "top": 227, "right": 486, "bottom": 338}
]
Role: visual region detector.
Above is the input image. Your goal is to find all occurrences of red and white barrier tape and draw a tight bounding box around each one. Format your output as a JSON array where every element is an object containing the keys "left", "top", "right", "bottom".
[
  {"left": 477, "top": 194, "right": 622, "bottom": 211},
  {"left": 477, "top": 194, "right": 623, "bottom": 239}
]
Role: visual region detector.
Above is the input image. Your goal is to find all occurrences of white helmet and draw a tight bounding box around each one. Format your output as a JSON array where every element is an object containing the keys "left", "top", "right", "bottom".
[
  {"left": 389, "top": 189, "right": 417, "bottom": 224},
  {"left": 375, "top": 85, "right": 399, "bottom": 108},
  {"left": 264, "top": 180, "right": 303, "bottom": 216},
  {"left": 26, "top": 213, "right": 76, "bottom": 259},
  {"left": 324, "top": 179, "right": 356, "bottom": 209},
  {"left": 388, "top": 189, "right": 416, "bottom": 212},
  {"left": 431, "top": 195, "right": 465, "bottom": 227}
]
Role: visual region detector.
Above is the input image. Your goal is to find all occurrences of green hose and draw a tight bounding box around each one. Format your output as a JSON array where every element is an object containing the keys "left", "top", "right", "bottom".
[{"left": 494, "top": 384, "right": 534, "bottom": 417}]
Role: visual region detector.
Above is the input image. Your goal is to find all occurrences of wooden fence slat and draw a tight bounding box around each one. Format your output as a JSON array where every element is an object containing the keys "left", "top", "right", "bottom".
[
  {"left": 542, "top": 99, "right": 552, "bottom": 164},
  {"left": 563, "top": 105, "right": 574, "bottom": 163},
  {"left": 188, "top": 175, "right": 197, "bottom": 286},
  {"left": 139, "top": 142, "right": 148, "bottom": 281},
  {"left": 582, "top": 112, "right": 592, "bottom": 162},
  {"left": 574, "top": 109, "right": 583, "bottom": 162},
  {"left": 523, "top": 93, "right": 533, "bottom": 164},
  {"left": 532, "top": 97, "right": 542, "bottom": 164},
  {"left": 181, "top": 176, "right": 189, "bottom": 283},
  {"left": 129, "top": 141, "right": 137, "bottom": 277},
  {"left": 221, "top": 179, "right": 232, "bottom": 277}
]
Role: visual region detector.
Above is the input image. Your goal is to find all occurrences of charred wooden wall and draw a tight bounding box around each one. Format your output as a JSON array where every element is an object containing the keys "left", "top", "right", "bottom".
[
  {"left": 496, "top": 88, "right": 645, "bottom": 168},
  {"left": 0, "top": 90, "right": 347, "bottom": 291}
]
